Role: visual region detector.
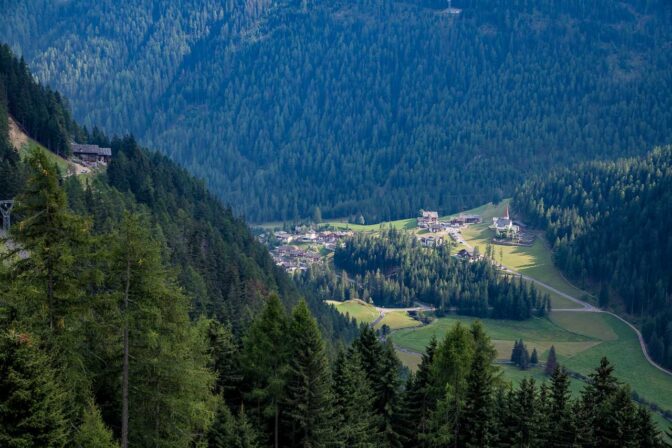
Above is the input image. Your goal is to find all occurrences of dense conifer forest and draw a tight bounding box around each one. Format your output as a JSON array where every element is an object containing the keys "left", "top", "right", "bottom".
[
  {"left": 305, "top": 229, "right": 551, "bottom": 319},
  {"left": 513, "top": 146, "right": 672, "bottom": 369},
  {"left": 2, "top": 0, "right": 671, "bottom": 222},
  {"left": 2, "top": 5, "right": 672, "bottom": 446}
]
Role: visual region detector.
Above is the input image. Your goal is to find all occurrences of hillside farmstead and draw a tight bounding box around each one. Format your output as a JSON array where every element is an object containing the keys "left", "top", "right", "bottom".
[
  {"left": 490, "top": 205, "right": 519, "bottom": 239},
  {"left": 71, "top": 143, "right": 112, "bottom": 164}
]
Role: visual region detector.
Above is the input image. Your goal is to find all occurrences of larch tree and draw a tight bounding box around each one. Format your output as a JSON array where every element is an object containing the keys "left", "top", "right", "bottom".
[{"left": 110, "top": 212, "right": 215, "bottom": 448}]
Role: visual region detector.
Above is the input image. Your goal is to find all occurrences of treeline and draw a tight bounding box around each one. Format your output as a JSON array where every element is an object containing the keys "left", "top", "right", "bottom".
[
  {"left": 3, "top": 0, "right": 671, "bottom": 222},
  {"left": 325, "top": 229, "right": 549, "bottom": 319},
  {"left": 513, "top": 146, "right": 672, "bottom": 368}
]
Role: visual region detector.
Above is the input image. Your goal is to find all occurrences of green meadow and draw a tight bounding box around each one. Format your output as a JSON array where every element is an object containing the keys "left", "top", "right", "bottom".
[{"left": 392, "top": 311, "right": 672, "bottom": 412}]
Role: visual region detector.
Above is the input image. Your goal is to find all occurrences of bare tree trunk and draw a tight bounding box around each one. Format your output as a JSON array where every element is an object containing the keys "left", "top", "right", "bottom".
[
  {"left": 275, "top": 405, "right": 279, "bottom": 448},
  {"left": 47, "top": 260, "right": 54, "bottom": 330},
  {"left": 121, "top": 249, "right": 131, "bottom": 448}
]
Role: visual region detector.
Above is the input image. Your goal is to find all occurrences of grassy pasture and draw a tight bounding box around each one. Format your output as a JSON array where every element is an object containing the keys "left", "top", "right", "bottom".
[
  {"left": 328, "top": 300, "right": 422, "bottom": 331},
  {"left": 326, "top": 299, "right": 379, "bottom": 324},
  {"left": 17, "top": 138, "right": 71, "bottom": 174},
  {"left": 374, "top": 311, "right": 421, "bottom": 330},
  {"left": 392, "top": 314, "right": 590, "bottom": 354},
  {"left": 392, "top": 312, "right": 672, "bottom": 412}
]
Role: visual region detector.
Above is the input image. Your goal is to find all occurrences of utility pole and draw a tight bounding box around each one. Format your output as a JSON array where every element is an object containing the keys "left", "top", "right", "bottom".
[{"left": 0, "top": 200, "right": 14, "bottom": 233}]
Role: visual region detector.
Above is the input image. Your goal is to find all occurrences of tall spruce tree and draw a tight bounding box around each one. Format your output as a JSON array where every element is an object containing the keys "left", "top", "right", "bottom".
[
  {"left": 352, "top": 324, "right": 403, "bottom": 447},
  {"left": 5, "top": 148, "right": 96, "bottom": 416},
  {"left": 510, "top": 378, "right": 540, "bottom": 447},
  {"left": 401, "top": 336, "right": 437, "bottom": 448},
  {"left": 241, "top": 294, "right": 290, "bottom": 448},
  {"left": 461, "top": 321, "right": 497, "bottom": 448},
  {"left": 284, "top": 300, "right": 334, "bottom": 447},
  {"left": 332, "top": 350, "right": 380, "bottom": 447},
  {"left": 544, "top": 366, "right": 576, "bottom": 447},
  {"left": 427, "top": 322, "right": 475, "bottom": 446},
  {"left": 580, "top": 357, "right": 620, "bottom": 445},
  {"left": 545, "top": 345, "right": 558, "bottom": 376}
]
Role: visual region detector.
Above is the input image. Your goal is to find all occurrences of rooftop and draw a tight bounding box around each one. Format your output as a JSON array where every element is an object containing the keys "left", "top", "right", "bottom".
[{"left": 71, "top": 143, "right": 112, "bottom": 157}]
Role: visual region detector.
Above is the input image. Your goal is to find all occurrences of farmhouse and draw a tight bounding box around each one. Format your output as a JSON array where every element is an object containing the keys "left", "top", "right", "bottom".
[
  {"left": 450, "top": 214, "right": 482, "bottom": 226},
  {"left": 490, "top": 205, "right": 519, "bottom": 239},
  {"left": 456, "top": 249, "right": 472, "bottom": 260},
  {"left": 420, "top": 235, "right": 444, "bottom": 247},
  {"left": 418, "top": 210, "right": 439, "bottom": 228},
  {"left": 71, "top": 143, "right": 112, "bottom": 164}
]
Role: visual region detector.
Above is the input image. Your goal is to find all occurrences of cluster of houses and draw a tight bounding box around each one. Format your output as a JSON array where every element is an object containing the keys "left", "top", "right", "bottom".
[
  {"left": 262, "top": 227, "right": 355, "bottom": 273},
  {"left": 270, "top": 245, "right": 322, "bottom": 274},
  {"left": 270, "top": 228, "right": 354, "bottom": 251},
  {"left": 417, "top": 210, "right": 482, "bottom": 233}
]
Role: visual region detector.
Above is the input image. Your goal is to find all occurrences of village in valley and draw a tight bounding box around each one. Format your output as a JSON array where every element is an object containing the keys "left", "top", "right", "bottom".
[
  {"left": 258, "top": 227, "right": 355, "bottom": 273},
  {"left": 259, "top": 203, "right": 535, "bottom": 273}
]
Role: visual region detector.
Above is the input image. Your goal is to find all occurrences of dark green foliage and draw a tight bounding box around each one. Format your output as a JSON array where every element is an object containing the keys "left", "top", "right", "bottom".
[
  {"left": 241, "top": 295, "right": 291, "bottom": 447},
  {"left": 73, "top": 403, "right": 118, "bottom": 448},
  {"left": 104, "top": 136, "right": 357, "bottom": 345},
  {"left": 403, "top": 330, "right": 666, "bottom": 447},
  {"left": 325, "top": 228, "right": 549, "bottom": 318},
  {"left": 398, "top": 336, "right": 437, "bottom": 448},
  {"left": 350, "top": 326, "right": 403, "bottom": 447},
  {"left": 514, "top": 146, "right": 672, "bottom": 368},
  {"left": 461, "top": 322, "right": 497, "bottom": 447},
  {"left": 9, "top": 150, "right": 91, "bottom": 332},
  {"left": 208, "top": 401, "right": 260, "bottom": 448},
  {"left": 107, "top": 212, "right": 216, "bottom": 447},
  {"left": 207, "top": 321, "right": 243, "bottom": 399},
  {"left": 0, "top": 44, "right": 81, "bottom": 157},
  {"left": 530, "top": 347, "right": 539, "bottom": 365},
  {"left": 546, "top": 366, "right": 576, "bottom": 447},
  {"left": 3, "top": 1, "right": 671, "bottom": 222},
  {"left": 332, "top": 350, "right": 380, "bottom": 448},
  {"left": 283, "top": 301, "right": 334, "bottom": 447},
  {"left": 545, "top": 345, "right": 558, "bottom": 376},
  {"left": 509, "top": 378, "right": 540, "bottom": 447},
  {"left": 0, "top": 77, "right": 24, "bottom": 200},
  {"left": 0, "top": 330, "right": 68, "bottom": 448},
  {"left": 511, "top": 339, "right": 531, "bottom": 370}
]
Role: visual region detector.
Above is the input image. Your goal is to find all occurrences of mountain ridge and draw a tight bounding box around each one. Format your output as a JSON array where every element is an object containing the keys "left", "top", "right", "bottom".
[{"left": 4, "top": 0, "right": 671, "bottom": 222}]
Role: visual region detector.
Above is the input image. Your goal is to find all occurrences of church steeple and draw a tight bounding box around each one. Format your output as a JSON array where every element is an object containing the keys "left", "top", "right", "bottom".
[{"left": 504, "top": 205, "right": 510, "bottom": 220}]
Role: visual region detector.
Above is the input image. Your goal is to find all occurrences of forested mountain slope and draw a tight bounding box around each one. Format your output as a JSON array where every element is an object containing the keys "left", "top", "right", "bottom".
[
  {"left": 3, "top": 0, "right": 671, "bottom": 222},
  {"left": 0, "top": 42, "right": 356, "bottom": 343},
  {"left": 513, "top": 146, "right": 672, "bottom": 369}
]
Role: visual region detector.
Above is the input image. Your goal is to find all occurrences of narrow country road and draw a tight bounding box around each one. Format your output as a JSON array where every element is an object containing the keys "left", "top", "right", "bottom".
[
  {"left": 502, "top": 269, "right": 672, "bottom": 376},
  {"left": 455, "top": 232, "right": 672, "bottom": 377}
]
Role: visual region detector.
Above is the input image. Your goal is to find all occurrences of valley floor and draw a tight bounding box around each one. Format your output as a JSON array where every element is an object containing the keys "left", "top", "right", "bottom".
[{"left": 326, "top": 201, "right": 672, "bottom": 431}]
